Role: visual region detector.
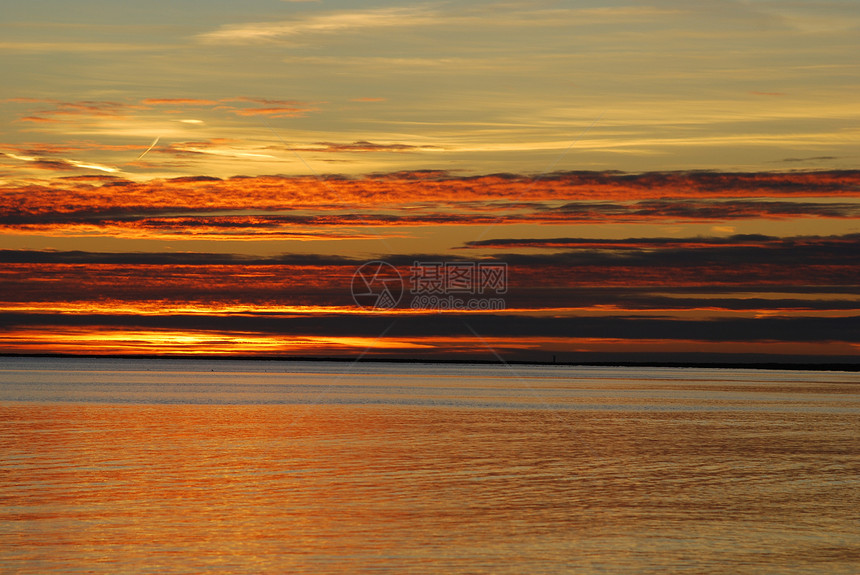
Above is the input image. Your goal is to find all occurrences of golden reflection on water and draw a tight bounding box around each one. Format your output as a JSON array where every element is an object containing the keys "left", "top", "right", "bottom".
[{"left": 2, "top": 399, "right": 858, "bottom": 574}]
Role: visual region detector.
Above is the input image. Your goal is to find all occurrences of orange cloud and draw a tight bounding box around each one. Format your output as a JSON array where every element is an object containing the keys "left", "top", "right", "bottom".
[
  {"left": 220, "top": 97, "right": 319, "bottom": 118},
  {"left": 17, "top": 116, "right": 59, "bottom": 123},
  {"left": 233, "top": 106, "right": 316, "bottom": 117},
  {"left": 1, "top": 248, "right": 857, "bottom": 360},
  {"left": 143, "top": 98, "right": 218, "bottom": 105},
  {"left": 5, "top": 97, "right": 58, "bottom": 103},
  {"left": 1, "top": 170, "right": 858, "bottom": 239},
  {"left": 9, "top": 96, "right": 319, "bottom": 126},
  {"left": 44, "top": 100, "right": 131, "bottom": 117}
]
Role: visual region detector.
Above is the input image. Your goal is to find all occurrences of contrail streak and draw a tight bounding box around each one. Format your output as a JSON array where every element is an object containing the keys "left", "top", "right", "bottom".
[{"left": 135, "top": 136, "right": 160, "bottom": 161}]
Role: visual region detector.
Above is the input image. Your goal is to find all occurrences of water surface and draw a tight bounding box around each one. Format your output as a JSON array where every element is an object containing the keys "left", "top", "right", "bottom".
[{"left": 1, "top": 358, "right": 858, "bottom": 573}]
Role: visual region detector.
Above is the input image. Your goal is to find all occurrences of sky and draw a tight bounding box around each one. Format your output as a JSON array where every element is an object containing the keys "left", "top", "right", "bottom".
[{"left": 1, "top": 0, "right": 858, "bottom": 362}]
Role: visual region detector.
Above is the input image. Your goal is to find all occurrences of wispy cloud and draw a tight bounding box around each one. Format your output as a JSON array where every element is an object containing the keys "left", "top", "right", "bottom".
[
  {"left": 1, "top": 151, "right": 118, "bottom": 173},
  {"left": 292, "top": 141, "right": 442, "bottom": 153},
  {"left": 0, "top": 41, "right": 158, "bottom": 53},
  {"left": 198, "top": 6, "right": 439, "bottom": 44},
  {"left": 161, "top": 144, "right": 277, "bottom": 160}
]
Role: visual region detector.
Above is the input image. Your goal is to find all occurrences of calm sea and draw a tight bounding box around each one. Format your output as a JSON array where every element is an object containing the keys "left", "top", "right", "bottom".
[{"left": 1, "top": 357, "right": 858, "bottom": 574}]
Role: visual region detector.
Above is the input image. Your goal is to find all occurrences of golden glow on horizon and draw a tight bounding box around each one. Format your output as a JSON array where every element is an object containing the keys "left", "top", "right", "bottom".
[
  {"left": 1, "top": 301, "right": 857, "bottom": 321},
  {"left": 0, "top": 329, "right": 432, "bottom": 355},
  {"left": 1, "top": 328, "right": 856, "bottom": 358}
]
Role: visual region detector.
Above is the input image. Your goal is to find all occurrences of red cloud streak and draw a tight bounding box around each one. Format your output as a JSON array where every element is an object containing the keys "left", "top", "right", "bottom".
[{"left": 1, "top": 171, "right": 858, "bottom": 218}]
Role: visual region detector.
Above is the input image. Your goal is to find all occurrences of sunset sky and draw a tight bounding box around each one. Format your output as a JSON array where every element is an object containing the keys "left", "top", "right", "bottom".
[{"left": 1, "top": 0, "right": 858, "bottom": 362}]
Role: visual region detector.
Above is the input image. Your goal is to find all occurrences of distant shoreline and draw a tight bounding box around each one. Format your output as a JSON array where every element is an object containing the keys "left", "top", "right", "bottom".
[{"left": 1, "top": 353, "right": 858, "bottom": 372}]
